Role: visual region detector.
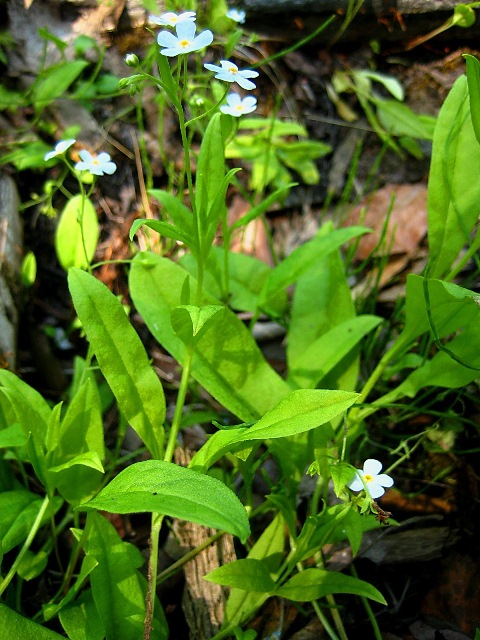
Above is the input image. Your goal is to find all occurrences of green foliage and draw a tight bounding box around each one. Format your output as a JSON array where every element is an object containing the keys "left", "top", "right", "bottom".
[
  {"left": 81, "top": 460, "right": 250, "bottom": 543},
  {"left": 68, "top": 268, "right": 166, "bottom": 459},
  {"left": 427, "top": 74, "right": 480, "bottom": 278},
  {"left": 2, "top": 7, "right": 480, "bottom": 640},
  {"left": 225, "top": 118, "right": 331, "bottom": 192}
]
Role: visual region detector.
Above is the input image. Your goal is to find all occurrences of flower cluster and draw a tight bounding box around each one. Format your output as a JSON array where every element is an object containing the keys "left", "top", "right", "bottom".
[
  {"left": 44, "top": 139, "right": 117, "bottom": 177},
  {"left": 147, "top": 9, "right": 257, "bottom": 118},
  {"left": 348, "top": 459, "right": 394, "bottom": 499}
]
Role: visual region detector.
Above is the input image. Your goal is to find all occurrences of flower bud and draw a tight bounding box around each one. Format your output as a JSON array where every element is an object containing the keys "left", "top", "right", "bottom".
[{"left": 125, "top": 53, "right": 139, "bottom": 67}]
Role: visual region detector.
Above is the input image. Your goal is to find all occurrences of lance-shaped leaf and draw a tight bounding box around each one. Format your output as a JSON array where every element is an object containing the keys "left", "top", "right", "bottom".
[
  {"left": 427, "top": 74, "right": 480, "bottom": 278},
  {"left": 464, "top": 54, "right": 480, "bottom": 144},
  {"left": 80, "top": 460, "right": 250, "bottom": 543},
  {"left": 68, "top": 268, "right": 165, "bottom": 459},
  {"left": 55, "top": 195, "right": 99, "bottom": 271},
  {"left": 276, "top": 568, "right": 386, "bottom": 604},
  {"left": 205, "top": 558, "right": 275, "bottom": 592},
  {"left": 171, "top": 304, "right": 224, "bottom": 346},
  {"left": 129, "top": 253, "right": 291, "bottom": 422},
  {"left": 0, "top": 604, "right": 66, "bottom": 639}
]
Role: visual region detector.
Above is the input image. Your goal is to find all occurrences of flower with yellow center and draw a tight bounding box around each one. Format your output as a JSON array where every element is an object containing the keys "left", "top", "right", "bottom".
[
  {"left": 204, "top": 60, "right": 259, "bottom": 90},
  {"left": 74, "top": 149, "right": 117, "bottom": 176},
  {"left": 220, "top": 92, "right": 257, "bottom": 117},
  {"left": 150, "top": 11, "right": 196, "bottom": 27},
  {"left": 157, "top": 21, "right": 213, "bottom": 58},
  {"left": 348, "top": 458, "right": 394, "bottom": 499}
]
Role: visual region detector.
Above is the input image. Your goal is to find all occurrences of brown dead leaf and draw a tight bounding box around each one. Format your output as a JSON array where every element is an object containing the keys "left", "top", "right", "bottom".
[{"left": 344, "top": 183, "right": 428, "bottom": 261}]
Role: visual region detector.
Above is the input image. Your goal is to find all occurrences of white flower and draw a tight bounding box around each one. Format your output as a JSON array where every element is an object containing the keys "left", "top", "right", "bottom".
[
  {"left": 220, "top": 92, "right": 257, "bottom": 116},
  {"left": 74, "top": 150, "right": 117, "bottom": 176},
  {"left": 226, "top": 8, "right": 246, "bottom": 23},
  {"left": 157, "top": 21, "right": 213, "bottom": 57},
  {"left": 348, "top": 459, "right": 394, "bottom": 499},
  {"left": 204, "top": 60, "right": 259, "bottom": 90},
  {"left": 44, "top": 139, "right": 76, "bottom": 161},
  {"left": 150, "top": 11, "right": 196, "bottom": 27}
]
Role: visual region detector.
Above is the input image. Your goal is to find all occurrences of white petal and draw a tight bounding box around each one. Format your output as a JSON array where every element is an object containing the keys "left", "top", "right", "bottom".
[
  {"left": 192, "top": 29, "right": 213, "bottom": 50},
  {"left": 176, "top": 21, "right": 196, "bottom": 40},
  {"left": 78, "top": 149, "right": 93, "bottom": 162},
  {"left": 204, "top": 63, "right": 222, "bottom": 73},
  {"left": 243, "top": 96, "right": 257, "bottom": 108},
  {"left": 157, "top": 31, "right": 179, "bottom": 47},
  {"left": 235, "top": 76, "right": 256, "bottom": 90},
  {"left": 226, "top": 93, "right": 242, "bottom": 106},
  {"left": 239, "top": 69, "right": 259, "bottom": 79},
  {"left": 376, "top": 474, "right": 394, "bottom": 488},
  {"left": 363, "top": 459, "right": 382, "bottom": 476},
  {"left": 348, "top": 473, "right": 364, "bottom": 492},
  {"left": 368, "top": 483, "right": 386, "bottom": 499},
  {"left": 101, "top": 162, "right": 117, "bottom": 175}
]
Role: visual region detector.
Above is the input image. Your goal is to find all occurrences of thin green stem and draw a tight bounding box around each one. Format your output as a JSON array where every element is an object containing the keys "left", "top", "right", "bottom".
[
  {"left": 144, "top": 513, "right": 164, "bottom": 640},
  {"left": 0, "top": 494, "right": 50, "bottom": 596},
  {"left": 164, "top": 344, "right": 194, "bottom": 464}
]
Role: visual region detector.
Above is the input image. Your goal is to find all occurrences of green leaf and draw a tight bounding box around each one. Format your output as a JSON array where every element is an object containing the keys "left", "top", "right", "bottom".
[
  {"left": 195, "top": 113, "right": 225, "bottom": 237},
  {"left": 376, "top": 100, "right": 436, "bottom": 140},
  {"left": 237, "top": 389, "right": 358, "bottom": 441},
  {"left": 84, "top": 513, "right": 167, "bottom": 640},
  {"left": 288, "top": 316, "right": 381, "bottom": 389},
  {"left": 21, "top": 250, "right": 37, "bottom": 287},
  {"left": 354, "top": 70, "right": 404, "bottom": 100},
  {"left": 225, "top": 514, "right": 285, "bottom": 626},
  {"left": 147, "top": 189, "right": 194, "bottom": 235},
  {"left": 464, "top": 54, "right": 480, "bottom": 144},
  {"left": 171, "top": 304, "right": 224, "bottom": 346},
  {"left": 0, "top": 491, "right": 62, "bottom": 553},
  {"left": 55, "top": 195, "right": 99, "bottom": 271},
  {"left": 189, "top": 389, "right": 357, "bottom": 471},
  {"left": 17, "top": 549, "right": 48, "bottom": 581},
  {"left": 276, "top": 568, "right": 386, "bottom": 604},
  {"left": 49, "top": 378, "right": 104, "bottom": 483},
  {"left": 0, "top": 370, "right": 51, "bottom": 444},
  {"left": 205, "top": 558, "right": 275, "bottom": 592},
  {"left": 129, "top": 253, "right": 291, "bottom": 422},
  {"left": 0, "top": 604, "right": 65, "bottom": 639},
  {"left": 33, "top": 60, "right": 89, "bottom": 110},
  {"left": 0, "top": 424, "right": 27, "bottom": 448},
  {"left": 80, "top": 460, "right": 250, "bottom": 543},
  {"left": 44, "top": 556, "right": 99, "bottom": 622},
  {"left": 68, "top": 268, "right": 165, "bottom": 459},
  {"left": 129, "top": 218, "right": 194, "bottom": 248},
  {"left": 401, "top": 274, "right": 480, "bottom": 346},
  {"left": 427, "top": 74, "right": 480, "bottom": 278},
  {"left": 288, "top": 234, "right": 360, "bottom": 392},
  {"left": 258, "top": 226, "right": 369, "bottom": 309},
  {"left": 59, "top": 590, "right": 105, "bottom": 640}
]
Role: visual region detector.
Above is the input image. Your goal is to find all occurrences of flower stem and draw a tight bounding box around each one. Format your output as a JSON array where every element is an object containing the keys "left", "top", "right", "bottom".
[{"left": 0, "top": 494, "right": 50, "bottom": 596}]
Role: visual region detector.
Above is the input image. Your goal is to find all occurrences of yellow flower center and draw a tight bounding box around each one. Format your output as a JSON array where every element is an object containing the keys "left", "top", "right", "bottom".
[
  {"left": 364, "top": 474, "right": 373, "bottom": 483},
  {"left": 92, "top": 158, "right": 99, "bottom": 165},
  {"left": 229, "top": 66, "right": 238, "bottom": 74},
  {"left": 236, "top": 105, "right": 243, "bottom": 111},
  {"left": 180, "top": 39, "right": 191, "bottom": 48}
]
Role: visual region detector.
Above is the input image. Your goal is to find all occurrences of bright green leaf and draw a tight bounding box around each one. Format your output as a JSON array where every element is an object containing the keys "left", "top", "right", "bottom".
[
  {"left": 80, "top": 460, "right": 250, "bottom": 543},
  {"left": 55, "top": 195, "right": 99, "bottom": 271}
]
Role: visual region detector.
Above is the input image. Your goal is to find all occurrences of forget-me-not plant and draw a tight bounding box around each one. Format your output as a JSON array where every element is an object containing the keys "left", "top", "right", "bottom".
[
  {"left": 226, "top": 8, "right": 246, "bottom": 24},
  {"left": 150, "top": 11, "right": 196, "bottom": 27},
  {"left": 204, "top": 59, "right": 259, "bottom": 90},
  {"left": 220, "top": 92, "right": 257, "bottom": 116},
  {"left": 348, "top": 459, "right": 394, "bottom": 499},
  {"left": 44, "top": 138, "right": 76, "bottom": 161},
  {"left": 75, "top": 149, "right": 117, "bottom": 176},
  {"left": 157, "top": 21, "right": 213, "bottom": 57}
]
